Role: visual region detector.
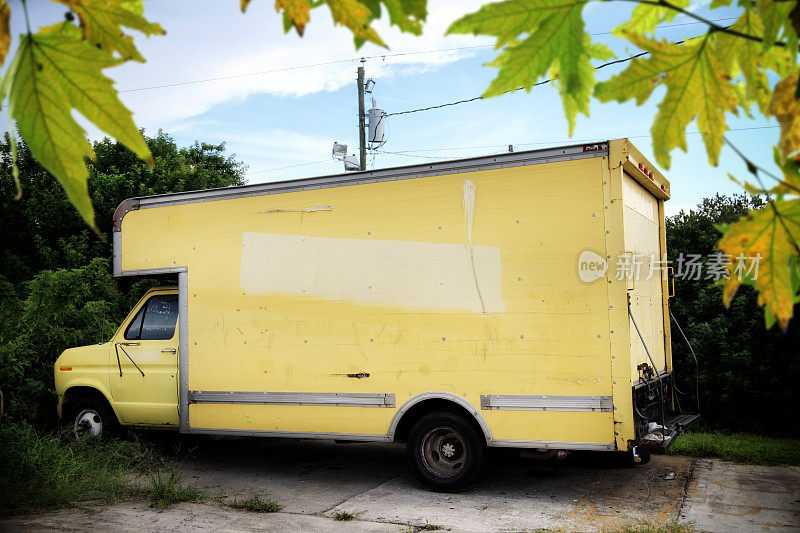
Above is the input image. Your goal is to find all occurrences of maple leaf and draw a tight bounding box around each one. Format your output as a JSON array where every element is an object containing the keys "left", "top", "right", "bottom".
[
  {"left": 273, "top": 0, "right": 311, "bottom": 36},
  {"left": 718, "top": 199, "right": 800, "bottom": 330},
  {"left": 612, "top": 0, "right": 690, "bottom": 37},
  {"left": 0, "top": 23, "right": 153, "bottom": 230},
  {"left": 325, "top": 0, "right": 386, "bottom": 48},
  {"left": 715, "top": 9, "right": 789, "bottom": 115},
  {"left": 768, "top": 71, "right": 800, "bottom": 158},
  {"left": 447, "top": 0, "right": 612, "bottom": 134},
  {"left": 594, "top": 33, "right": 738, "bottom": 169},
  {"left": 55, "top": 0, "right": 165, "bottom": 62},
  {"left": 772, "top": 147, "right": 800, "bottom": 196},
  {"left": 759, "top": 0, "right": 798, "bottom": 54},
  {"left": 361, "top": 0, "right": 426, "bottom": 36},
  {"left": 0, "top": 1, "right": 9, "bottom": 66}
]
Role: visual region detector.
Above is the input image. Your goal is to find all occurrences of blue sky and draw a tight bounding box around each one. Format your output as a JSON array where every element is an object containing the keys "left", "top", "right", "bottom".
[{"left": 8, "top": 0, "right": 781, "bottom": 215}]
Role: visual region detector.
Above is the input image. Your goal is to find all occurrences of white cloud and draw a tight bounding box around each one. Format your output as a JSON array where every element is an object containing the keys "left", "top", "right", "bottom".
[{"left": 112, "top": 0, "right": 490, "bottom": 127}]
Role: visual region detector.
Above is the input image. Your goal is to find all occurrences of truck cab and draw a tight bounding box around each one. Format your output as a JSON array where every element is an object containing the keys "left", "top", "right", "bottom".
[{"left": 55, "top": 287, "right": 179, "bottom": 437}]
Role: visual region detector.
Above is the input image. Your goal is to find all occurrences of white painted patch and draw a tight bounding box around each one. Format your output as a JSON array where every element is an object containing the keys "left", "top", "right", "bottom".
[{"left": 240, "top": 233, "right": 505, "bottom": 313}]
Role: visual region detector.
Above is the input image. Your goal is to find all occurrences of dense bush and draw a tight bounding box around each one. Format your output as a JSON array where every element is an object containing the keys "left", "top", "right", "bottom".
[
  {"left": 667, "top": 194, "right": 800, "bottom": 436},
  {"left": 0, "top": 131, "right": 245, "bottom": 428}
]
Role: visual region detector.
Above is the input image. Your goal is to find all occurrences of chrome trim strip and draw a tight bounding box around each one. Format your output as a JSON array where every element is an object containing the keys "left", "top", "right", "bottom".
[
  {"left": 488, "top": 439, "right": 616, "bottom": 451},
  {"left": 116, "top": 266, "right": 189, "bottom": 277},
  {"left": 184, "top": 427, "right": 390, "bottom": 441},
  {"left": 480, "top": 394, "right": 613, "bottom": 412},
  {"left": 178, "top": 271, "right": 189, "bottom": 433},
  {"left": 119, "top": 143, "right": 608, "bottom": 213},
  {"left": 387, "top": 391, "right": 493, "bottom": 443},
  {"left": 188, "top": 390, "right": 396, "bottom": 408}
]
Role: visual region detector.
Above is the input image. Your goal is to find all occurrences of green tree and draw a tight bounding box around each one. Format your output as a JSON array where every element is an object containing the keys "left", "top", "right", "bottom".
[
  {"left": 0, "top": 131, "right": 245, "bottom": 427},
  {"left": 668, "top": 194, "right": 800, "bottom": 435}
]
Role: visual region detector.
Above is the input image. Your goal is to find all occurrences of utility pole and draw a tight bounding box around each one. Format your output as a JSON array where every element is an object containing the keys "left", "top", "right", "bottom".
[{"left": 357, "top": 58, "right": 366, "bottom": 171}]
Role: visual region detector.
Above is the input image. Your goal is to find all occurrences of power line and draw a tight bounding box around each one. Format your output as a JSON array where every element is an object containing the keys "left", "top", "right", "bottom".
[
  {"left": 387, "top": 49, "right": 656, "bottom": 117},
  {"left": 118, "top": 17, "right": 737, "bottom": 94}
]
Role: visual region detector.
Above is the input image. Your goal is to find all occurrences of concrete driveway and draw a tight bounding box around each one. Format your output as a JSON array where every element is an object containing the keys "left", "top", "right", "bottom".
[{"left": 4, "top": 436, "right": 799, "bottom": 532}]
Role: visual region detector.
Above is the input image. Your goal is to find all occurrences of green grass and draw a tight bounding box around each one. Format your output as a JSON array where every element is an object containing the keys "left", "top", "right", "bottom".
[
  {"left": 422, "top": 522, "right": 443, "bottom": 531},
  {"left": 0, "top": 421, "right": 158, "bottom": 517},
  {"left": 669, "top": 431, "right": 800, "bottom": 466},
  {"left": 146, "top": 468, "right": 205, "bottom": 510},
  {"left": 229, "top": 494, "right": 282, "bottom": 513},
  {"left": 333, "top": 510, "right": 355, "bottom": 521}
]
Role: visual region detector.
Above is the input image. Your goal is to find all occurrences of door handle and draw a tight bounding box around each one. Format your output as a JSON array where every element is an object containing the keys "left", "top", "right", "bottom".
[
  {"left": 161, "top": 349, "right": 177, "bottom": 354},
  {"left": 118, "top": 342, "right": 140, "bottom": 346}
]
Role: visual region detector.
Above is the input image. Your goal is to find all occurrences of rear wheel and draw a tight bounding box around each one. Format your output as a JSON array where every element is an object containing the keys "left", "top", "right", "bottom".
[
  {"left": 69, "top": 397, "right": 118, "bottom": 439},
  {"left": 407, "top": 410, "right": 486, "bottom": 491}
]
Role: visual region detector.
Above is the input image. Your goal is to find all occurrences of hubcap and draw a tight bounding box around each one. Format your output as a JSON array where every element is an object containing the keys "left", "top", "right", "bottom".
[
  {"left": 419, "top": 426, "right": 467, "bottom": 479},
  {"left": 73, "top": 409, "right": 103, "bottom": 438}
]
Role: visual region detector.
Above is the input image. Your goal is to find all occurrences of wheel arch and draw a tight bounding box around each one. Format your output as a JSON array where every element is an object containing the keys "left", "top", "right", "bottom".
[
  {"left": 388, "top": 392, "right": 492, "bottom": 444},
  {"left": 61, "top": 385, "right": 119, "bottom": 423}
]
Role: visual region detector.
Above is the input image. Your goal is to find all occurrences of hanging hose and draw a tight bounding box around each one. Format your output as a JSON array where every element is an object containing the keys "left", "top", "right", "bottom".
[
  {"left": 627, "top": 293, "right": 666, "bottom": 430},
  {"left": 669, "top": 308, "right": 701, "bottom": 414}
]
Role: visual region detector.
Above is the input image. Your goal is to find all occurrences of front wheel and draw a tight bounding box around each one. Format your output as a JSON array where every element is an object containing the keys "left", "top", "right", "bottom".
[
  {"left": 407, "top": 410, "right": 487, "bottom": 491},
  {"left": 69, "top": 397, "right": 117, "bottom": 439}
]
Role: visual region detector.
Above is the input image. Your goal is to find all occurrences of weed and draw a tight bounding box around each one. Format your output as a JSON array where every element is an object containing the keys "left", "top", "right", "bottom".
[
  {"left": 229, "top": 494, "right": 282, "bottom": 513},
  {"left": 333, "top": 510, "right": 355, "bottom": 521},
  {"left": 0, "top": 422, "right": 157, "bottom": 517},
  {"left": 146, "top": 468, "right": 204, "bottom": 510},
  {"left": 422, "top": 522, "right": 443, "bottom": 531}
]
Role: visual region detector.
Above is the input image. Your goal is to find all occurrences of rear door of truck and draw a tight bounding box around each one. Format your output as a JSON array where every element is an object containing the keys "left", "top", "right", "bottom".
[{"left": 622, "top": 172, "right": 667, "bottom": 377}]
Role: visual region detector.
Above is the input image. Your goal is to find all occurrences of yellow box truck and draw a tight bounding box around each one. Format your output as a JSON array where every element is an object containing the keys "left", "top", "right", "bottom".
[{"left": 55, "top": 138, "right": 697, "bottom": 490}]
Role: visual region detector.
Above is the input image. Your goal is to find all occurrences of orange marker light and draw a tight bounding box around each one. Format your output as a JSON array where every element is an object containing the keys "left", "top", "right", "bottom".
[{"left": 59, "top": 366, "right": 72, "bottom": 371}]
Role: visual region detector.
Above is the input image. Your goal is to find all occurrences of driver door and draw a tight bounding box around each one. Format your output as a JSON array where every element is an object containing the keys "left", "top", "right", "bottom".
[{"left": 109, "top": 290, "right": 179, "bottom": 426}]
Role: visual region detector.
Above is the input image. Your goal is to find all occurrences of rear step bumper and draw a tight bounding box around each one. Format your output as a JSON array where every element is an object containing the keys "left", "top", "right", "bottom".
[{"left": 641, "top": 413, "right": 701, "bottom": 451}]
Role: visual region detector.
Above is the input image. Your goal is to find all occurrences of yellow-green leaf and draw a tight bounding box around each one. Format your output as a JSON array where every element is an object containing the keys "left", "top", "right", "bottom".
[
  {"left": 759, "top": 0, "right": 796, "bottom": 52},
  {"left": 773, "top": 147, "right": 800, "bottom": 196},
  {"left": 275, "top": 0, "right": 311, "bottom": 35},
  {"left": 718, "top": 199, "right": 800, "bottom": 330},
  {"left": 325, "top": 0, "right": 386, "bottom": 48},
  {"left": 55, "top": 0, "right": 165, "bottom": 62},
  {"left": 361, "top": 0, "right": 426, "bottom": 35},
  {"left": 594, "top": 33, "right": 738, "bottom": 169},
  {"left": 5, "top": 23, "right": 153, "bottom": 230},
  {"left": 241, "top": 0, "right": 252, "bottom": 11},
  {"left": 447, "top": 0, "right": 610, "bottom": 135},
  {"left": 0, "top": 1, "right": 9, "bottom": 66},
  {"left": 768, "top": 71, "right": 800, "bottom": 158},
  {"left": 715, "top": 10, "right": 780, "bottom": 114},
  {"left": 612, "top": 0, "right": 689, "bottom": 37}
]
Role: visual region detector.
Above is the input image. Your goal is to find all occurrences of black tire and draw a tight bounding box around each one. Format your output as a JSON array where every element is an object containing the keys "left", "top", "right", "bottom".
[
  {"left": 67, "top": 396, "right": 118, "bottom": 439},
  {"left": 407, "top": 410, "right": 487, "bottom": 492},
  {"left": 634, "top": 446, "right": 652, "bottom": 465}
]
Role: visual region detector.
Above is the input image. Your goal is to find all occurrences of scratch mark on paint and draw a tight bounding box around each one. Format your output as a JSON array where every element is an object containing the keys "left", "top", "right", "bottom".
[
  {"left": 260, "top": 206, "right": 332, "bottom": 213},
  {"left": 463, "top": 179, "right": 492, "bottom": 356}
]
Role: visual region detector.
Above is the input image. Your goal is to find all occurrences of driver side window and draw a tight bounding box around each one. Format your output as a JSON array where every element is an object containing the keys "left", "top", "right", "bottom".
[{"left": 124, "top": 295, "right": 178, "bottom": 341}]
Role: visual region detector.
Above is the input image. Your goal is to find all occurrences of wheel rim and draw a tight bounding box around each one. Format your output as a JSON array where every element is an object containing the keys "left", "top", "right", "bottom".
[
  {"left": 419, "top": 426, "right": 468, "bottom": 479},
  {"left": 73, "top": 409, "right": 103, "bottom": 438}
]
